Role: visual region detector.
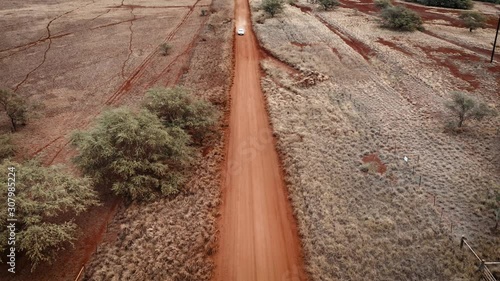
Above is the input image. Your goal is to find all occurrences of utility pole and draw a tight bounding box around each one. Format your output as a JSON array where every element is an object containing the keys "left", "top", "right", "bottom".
[{"left": 491, "top": 15, "right": 500, "bottom": 63}]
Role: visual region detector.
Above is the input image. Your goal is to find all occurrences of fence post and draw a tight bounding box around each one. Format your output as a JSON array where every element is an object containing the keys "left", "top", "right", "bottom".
[
  {"left": 460, "top": 236, "right": 465, "bottom": 248},
  {"left": 419, "top": 176, "right": 422, "bottom": 187}
]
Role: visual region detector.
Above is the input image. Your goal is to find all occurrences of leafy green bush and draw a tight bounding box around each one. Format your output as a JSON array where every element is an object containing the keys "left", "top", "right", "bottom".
[
  {"left": 406, "top": 0, "right": 472, "bottom": 9},
  {"left": 261, "top": 0, "right": 284, "bottom": 17},
  {"left": 318, "top": 0, "right": 339, "bottom": 10},
  {"left": 0, "top": 89, "right": 27, "bottom": 132},
  {"left": 0, "top": 160, "right": 98, "bottom": 270},
  {"left": 380, "top": 6, "right": 424, "bottom": 31},
  {"left": 459, "top": 11, "right": 487, "bottom": 32},
  {"left": 71, "top": 108, "right": 194, "bottom": 201},
  {"left": 0, "top": 134, "right": 14, "bottom": 161},
  {"left": 143, "top": 87, "right": 218, "bottom": 145},
  {"left": 374, "top": 0, "right": 392, "bottom": 9}
]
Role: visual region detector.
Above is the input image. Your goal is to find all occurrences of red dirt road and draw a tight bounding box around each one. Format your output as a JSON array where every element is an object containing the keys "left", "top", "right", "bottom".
[{"left": 213, "top": 0, "right": 307, "bottom": 280}]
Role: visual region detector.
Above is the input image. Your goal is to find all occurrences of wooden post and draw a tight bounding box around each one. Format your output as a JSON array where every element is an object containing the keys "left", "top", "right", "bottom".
[
  {"left": 460, "top": 236, "right": 465, "bottom": 248},
  {"left": 419, "top": 176, "right": 422, "bottom": 187}
]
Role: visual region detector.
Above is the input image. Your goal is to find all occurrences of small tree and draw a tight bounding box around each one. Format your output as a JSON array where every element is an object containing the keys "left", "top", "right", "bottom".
[
  {"left": 143, "top": 87, "right": 218, "bottom": 145},
  {"left": 0, "top": 89, "right": 27, "bottom": 132},
  {"left": 459, "top": 11, "right": 487, "bottom": 32},
  {"left": 445, "top": 91, "right": 495, "bottom": 129},
  {"left": 71, "top": 108, "right": 194, "bottom": 201},
  {"left": 318, "top": 0, "right": 339, "bottom": 10},
  {"left": 0, "top": 160, "right": 98, "bottom": 270},
  {"left": 0, "top": 134, "right": 14, "bottom": 161},
  {"left": 261, "top": 0, "right": 284, "bottom": 17},
  {"left": 380, "top": 6, "right": 424, "bottom": 31},
  {"left": 160, "top": 43, "right": 171, "bottom": 56}
]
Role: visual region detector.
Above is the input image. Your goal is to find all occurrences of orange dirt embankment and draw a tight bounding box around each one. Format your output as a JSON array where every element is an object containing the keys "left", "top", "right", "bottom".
[{"left": 212, "top": 0, "right": 307, "bottom": 279}]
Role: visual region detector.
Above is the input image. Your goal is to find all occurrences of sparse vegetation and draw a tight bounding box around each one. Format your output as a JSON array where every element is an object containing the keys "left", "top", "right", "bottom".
[
  {"left": 380, "top": 6, "right": 424, "bottom": 31},
  {"left": 71, "top": 107, "right": 194, "bottom": 201},
  {"left": 0, "top": 160, "right": 98, "bottom": 270},
  {"left": 261, "top": 0, "right": 285, "bottom": 17},
  {"left": 318, "top": 0, "right": 339, "bottom": 10},
  {"left": 459, "top": 11, "right": 487, "bottom": 32},
  {"left": 0, "top": 134, "right": 14, "bottom": 161},
  {"left": 406, "top": 0, "right": 473, "bottom": 9},
  {"left": 374, "top": 0, "right": 392, "bottom": 9},
  {"left": 0, "top": 89, "right": 27, "bottom": 132},
  {"left": 445, "top": 91, "right": 495, "bottom": 130},
  {"left": 159, "top": 43, "right": 172, "bottom": 56},
  {"left": 143, "top": 87, "right": 218, "bottom": 145}
]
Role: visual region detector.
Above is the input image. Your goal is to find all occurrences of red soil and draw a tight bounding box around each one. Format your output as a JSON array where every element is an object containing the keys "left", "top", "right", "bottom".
[
  {"left": 377, "top": 37, "right": 413, "bottom": 55},
  {"left": 417, "top": 45, "right": 481, "bottom": 91},
  {"left": 316, "top": 15, "right": 374, "bottom": 60},
  {"left": 212, "top": 0, "right": 307, "bottom": 279},
  {"left": 362, "top": 153, "right": 387, "bottom": 174}
]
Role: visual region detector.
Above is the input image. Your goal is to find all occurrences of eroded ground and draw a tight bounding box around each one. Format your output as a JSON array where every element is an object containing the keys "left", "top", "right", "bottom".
[
  {"left": 0, "top": 0, "right": 232, "bottom": 280},
  {"left": 252, "top": 0, "right": 500, "bottom": 279}
]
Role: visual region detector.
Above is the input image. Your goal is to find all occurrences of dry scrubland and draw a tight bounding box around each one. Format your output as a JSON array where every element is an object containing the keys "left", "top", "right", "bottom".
[
  {"left": 0, "top": 0, "right": 232, "bottom": 280},
  {"left": 252, "top": 1, "right": 499, "bottom": 280},
  {"left": 82, "top": 0, "right": 233, "bottom": 280}
]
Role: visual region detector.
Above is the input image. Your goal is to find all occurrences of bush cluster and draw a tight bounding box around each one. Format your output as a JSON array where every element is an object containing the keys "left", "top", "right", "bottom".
[
  {"left": 380, "top": 6, "right": 424, "bottom": 31},
  {"left": 405, "top": 0, "right": 472, "bottom": 10},
  {"left": 459, "top": 11, "right": 487, "bottom": 32},
  {"left": 0, "top": 160, "right": 98, "bottom": 270},
  {"left": 261, "top": 0, "right": 285, "bottom": 17},
  {"left": 71, "top": 87, "right": 218, "bottom": 201}
]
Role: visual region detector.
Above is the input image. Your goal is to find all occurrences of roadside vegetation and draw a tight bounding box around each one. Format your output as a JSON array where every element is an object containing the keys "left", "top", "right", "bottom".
[
  {"left": 251, "top": 0, "right": 500, "bottom": 279},
  {"left": 0, "top": 160, "right": 98, "bottom": 270},
  {"left": 445, "top": 91, "right": 495, "bottom": 131},
  {"left": 380, "top": 5, "right": 424, "bottom": 31},
  {"left": 405, "top": 0, "right": 473, "bottom": 9},
  {"left": 0, "top": 89, "right": 27, "bottom": 132},
  {"left": 0, "top": 134, "right": 14, "bottom": 161},
  {"left": 459, "top": 11, "right": 487, "bottom": 32},
  {"left": 72, "top": 87, "right": 217, "bottom": 201},
  {"left": 318, "top": 0, "right": 339, "bottom": 10},
  {"left": 261, "top": 0, "right": 285, "bottom": 17}
]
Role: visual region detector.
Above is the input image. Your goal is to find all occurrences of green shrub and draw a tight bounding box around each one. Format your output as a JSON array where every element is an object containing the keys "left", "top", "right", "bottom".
[
  {"left": 143, "top": 87, "right": 218, "bottom": 145},
  {"left": 261, "top": 0, "right": 284, "bottom": 17},
  {"left": 380, "top": 6, "right": 424, "bottom": 31},
  {"left": 406, "top": 0, "right": 472, "bottom": 9},
  {"left": 0, "top": 134, "right": 14, "bottom": 161},
  {"left": 0, "top": 160, "right": 98, "bottom": 270},
  {"left": 459, "top": 11, "right": 487, "bottom": 32},
  {"left": 375, "top": 0, "right": 392, "bottom": 9},
  {"left": 71, "top": 108, "right": 194, "bottom": 201},
  {"left": 318, "top": 0, "right": 339, "bottom": 10},
  {"left": 445, "top": 91, "right": 496, "bottom": 130},
  {"left": 0, "top": 89, "right": 27, "bottom": 132},
  {"left": 160, "top": 43, "right": 171, "bottom": 56}
]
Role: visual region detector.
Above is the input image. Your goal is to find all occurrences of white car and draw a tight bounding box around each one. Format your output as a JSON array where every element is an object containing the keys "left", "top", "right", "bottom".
[{"left": 237, "top": 28, "right": 245, "bottom": 35}]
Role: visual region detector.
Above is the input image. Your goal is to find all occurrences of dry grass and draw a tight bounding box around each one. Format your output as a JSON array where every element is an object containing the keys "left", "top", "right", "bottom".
[
  {"left": 82, "top": 0, "right": 233, "bottom": 279},
  {"left": 253, "top": 1, "right": 500, "bottom": 280}
]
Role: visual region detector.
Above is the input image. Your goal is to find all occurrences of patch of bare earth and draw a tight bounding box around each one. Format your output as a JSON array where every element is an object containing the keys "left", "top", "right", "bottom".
[
  {"left": 251, "top": 1, "right": 499, "bottom": 280},
  {"left": 82, "top": 1, "right": 233, "bottom": 281},
  {"left": 0, "top": 0, "right": 232, "bottom": 280}
]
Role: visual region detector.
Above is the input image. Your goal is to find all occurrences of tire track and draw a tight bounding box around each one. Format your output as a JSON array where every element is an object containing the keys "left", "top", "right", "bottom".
[
  {"left": 34, "top": 0, "right": 204, "bottom": 163},
  {"left": 146, "top": 16, "right": 208, "bottom": 88},
  {"left": 104, "top": 0, "right": 202, "bottom": 105}
]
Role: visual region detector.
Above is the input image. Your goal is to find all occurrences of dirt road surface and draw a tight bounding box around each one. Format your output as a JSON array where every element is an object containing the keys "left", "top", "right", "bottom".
[{"left": 213, "top": 0, "right": 307, "bottom": 280}]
